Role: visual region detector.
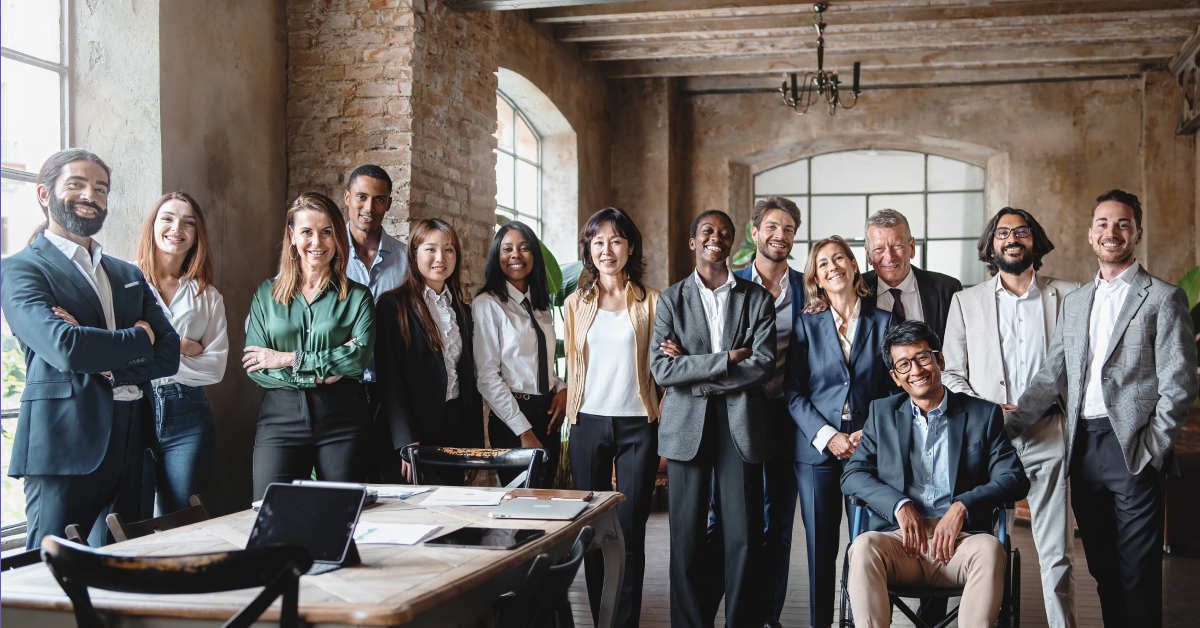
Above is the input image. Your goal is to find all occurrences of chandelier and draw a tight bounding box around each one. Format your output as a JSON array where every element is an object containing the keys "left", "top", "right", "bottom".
[{"left": 780, "top": 3, "right": 861, "bottom": 116}]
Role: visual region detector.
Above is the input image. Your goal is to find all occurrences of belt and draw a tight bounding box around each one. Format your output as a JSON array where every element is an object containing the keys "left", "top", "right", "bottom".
[
  {"left": 513, "top": 392, "right": 549, "bottom": 401},
  {"left": 155, "top": 383, "right": 199, "bottom": 397}
]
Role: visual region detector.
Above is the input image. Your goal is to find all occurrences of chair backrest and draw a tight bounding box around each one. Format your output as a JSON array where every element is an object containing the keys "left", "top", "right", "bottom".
[
  {"left": 107, "top": 495, "right": 209, "bottom": 543},
  {"left": 526, "top": 526, "right": 594, "bottom": 627},
  {"left": 64, "top": 524, "right": 84, "bottom": 543},
  {"left": 401, "top": 446, "right": 546, "bottom": 488},
  {"left": 1, "top": 548, "right": 42, "bottom": 571},
  {"left": 41, "top": 535, "right": 313, "bottom": 628},
  {"left": 492, "top": 553, "right": 552, "bottom": 628}
]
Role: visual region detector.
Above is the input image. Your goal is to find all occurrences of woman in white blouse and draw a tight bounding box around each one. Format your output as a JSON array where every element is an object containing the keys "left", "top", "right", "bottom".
[
  {"left": 134, "top": 192, "right": 229, "bottom": 514},
  {"left": 373, "top": 219, "right": 483, "bottom": 485},
  {"left": 473, "top": 221, "right": 567, "bottom": 488}
]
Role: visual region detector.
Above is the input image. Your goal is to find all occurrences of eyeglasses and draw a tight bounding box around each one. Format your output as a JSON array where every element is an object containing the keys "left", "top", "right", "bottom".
[
  {"left": 891, "top": 350, "right": 939, "bottom": 374},
  {"left": 994, "top": 226, "right": 1032, "bottom": 240}
]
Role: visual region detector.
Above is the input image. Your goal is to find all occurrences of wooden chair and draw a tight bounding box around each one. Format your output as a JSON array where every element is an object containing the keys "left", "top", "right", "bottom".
[
  {"left": 41, "top": 535, "right": 312, "bottom": 628},
  {"left": 64, "top": 524, "right": 84, "bottom": 543},
  {"left": 401, "top": 446, "right": 546, "bottom": 488},
  {"left": 106, "top": 494, "right": 209, "bottom": 543},
  {"left": 1, "top": 548, "right": 42, "bottom": 571}
]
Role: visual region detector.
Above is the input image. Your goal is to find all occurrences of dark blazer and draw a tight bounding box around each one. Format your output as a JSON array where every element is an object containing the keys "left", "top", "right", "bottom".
[
  {"left": 374, "top": 291, "right": 484, "bottom": 452},
  {"left": 841, "top": 389, "right": 1029, "bottom": 534},
  {"left": 2, "top": 234, "right": 180, "bottom": 477},
  {"left": 733, "top": 265, "right": 804, "bottom": 459},
  {"left": 651, "top": 273, "right": 777, "bottom": 464},
  {"left": 863, "top": 266, "right": 963, "bottom": 342},
  {"left": 786, "top": 299, "right": 896, "bottom": 465}
]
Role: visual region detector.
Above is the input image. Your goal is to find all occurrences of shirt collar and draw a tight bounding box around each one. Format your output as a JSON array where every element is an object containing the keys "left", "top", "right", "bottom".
[
  {"left": 831, "top": 298, "right": 861, "bottom": 328},
  {"left": 424, "top": 283, "right": 452, "bottom": 304},
  {"left": 44, "top": 229, "right": 103, "bottom": 272},
  {"left": 693, "top": 268, "right": 736, "bottom": 294},
  {"left": 750, "top": 262, "right": 788, "bottom": 290},
  {"left": 995, "top": 271, "right": 1040, "bottom": 299},
  {"left": 346, "top": 223, "right": 400, "bottom": 265},
  {"left": 1094, "top": 260, "right": 1140, "bottom": 288},
  {"left": 505, "top": 280, "right": 531, "bottom": 304},
  {"left": 878, "top": 266, "right": 918, "bottom": 294},
  {"left": 911, "top": 386, "right": 950, "bottom": 420}
]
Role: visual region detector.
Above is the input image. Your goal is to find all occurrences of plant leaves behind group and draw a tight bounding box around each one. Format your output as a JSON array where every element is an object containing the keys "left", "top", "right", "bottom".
[
  {"left": 495, "top": 213, "right": 512, "bottom": 227},
  {"left": 554, "top": 261, "right": 584, "bottom": 308},
  {"left": 1177, "top": 266, "right": 1200, "bottom": 310},
  {"left": 540, "top": 242, "right": 563, "bottom": 298}
]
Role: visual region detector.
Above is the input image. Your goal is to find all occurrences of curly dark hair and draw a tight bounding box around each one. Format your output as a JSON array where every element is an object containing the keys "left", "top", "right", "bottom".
[
  {"left": 1092, "top": 189, "right": 1142, "bottom": 230},
  {"left": 579, "top": 207, "right": 646, "bottom": 293},
  {"left": 977, "top": 207, "right": 1056, "bottom": 277}
]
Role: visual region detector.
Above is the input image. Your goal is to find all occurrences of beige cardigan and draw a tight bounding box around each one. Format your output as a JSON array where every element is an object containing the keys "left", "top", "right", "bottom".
[{"left": 563, "top": 280, "right": 661, "bottom": 423}]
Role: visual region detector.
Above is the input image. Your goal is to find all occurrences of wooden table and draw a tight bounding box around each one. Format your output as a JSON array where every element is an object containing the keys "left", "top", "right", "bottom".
[{"left": 1, "top": 488, "right": 626, "bottom": 628}]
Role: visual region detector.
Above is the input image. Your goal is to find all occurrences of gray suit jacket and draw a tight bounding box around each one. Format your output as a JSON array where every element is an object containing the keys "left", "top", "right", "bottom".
[
  {"left": 943, "top": 273, "right": 1081, "bottom": 404},
  {"left": 651, "top": 273, "right": 777, "bottom": 463},
  {"left": 1007, "top": 265, "right": 1198, "bottom": 474}
]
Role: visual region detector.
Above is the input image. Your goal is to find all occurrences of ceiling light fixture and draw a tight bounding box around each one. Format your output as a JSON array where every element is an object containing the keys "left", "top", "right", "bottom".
[{"left": 780, "top": 3, "right": 861, "bottom": 116}]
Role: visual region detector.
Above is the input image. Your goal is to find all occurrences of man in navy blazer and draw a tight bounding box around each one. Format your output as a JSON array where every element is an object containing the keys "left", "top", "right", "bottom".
[
  {"left": 2, "top": 149, "right": 179, "bottom": 548},
  {"left": 841, "top": 321, "right": 1028, "bottom": 628}
]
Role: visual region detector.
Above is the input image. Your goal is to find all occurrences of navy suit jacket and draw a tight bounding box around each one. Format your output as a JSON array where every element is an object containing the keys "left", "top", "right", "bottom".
[
  {"left": 2, "top": 234, "right": 180, "bottom": 477},
  {"left": 733, "top": 265, "right": 804, "bottom": 460},
  {"left": 840, "top": 389, "right": 1029, "bottom": 534},
  {"left": 786, "top": 299, "right": 896, "bottom": 465}
]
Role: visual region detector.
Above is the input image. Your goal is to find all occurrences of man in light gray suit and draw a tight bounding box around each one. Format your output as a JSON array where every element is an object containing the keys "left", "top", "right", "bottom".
[
  {"left": 653, "top": 209, "right": 777, "bottom": 628},
  {"left": 1007, "top": 190, "right": 1197, "bottom": 628},
  {"left": 943, "top": 207, "right": 1081, "bottom": 628}
]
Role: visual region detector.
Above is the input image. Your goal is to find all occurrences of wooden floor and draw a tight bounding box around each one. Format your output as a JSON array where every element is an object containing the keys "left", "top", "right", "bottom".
[{"left": 568, "top": 506, "right": 1200, "bottom": 627}]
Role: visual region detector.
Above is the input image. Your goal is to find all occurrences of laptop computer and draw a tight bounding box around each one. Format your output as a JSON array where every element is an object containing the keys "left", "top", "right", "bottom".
[
  {"left": 488, "top": 497, "right": 588, "bottom": 520},
  {"left": 247, "top": 482, "right": 367, "bottom": 575}
]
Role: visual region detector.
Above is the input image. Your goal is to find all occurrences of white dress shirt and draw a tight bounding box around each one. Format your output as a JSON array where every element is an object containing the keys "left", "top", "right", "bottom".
[
  {"left": 694, "top": 268, "right": 737, "bottom": 353},
  {"left": 149, "top": 279, "right": 229, "bottom": 389},
  {"left": 423, "top": 284, "right": 462, "bottom": 401},
  {"left": 473, "top": 281, "right": 567, "bottom": 435},
  {"left": 750, "top": 263, "right": 792, "bottom": 400},
  {"left": 1082, "top": 261, "right": 1140, "bottom": 419},
  {"left": 995, "top": 273, "right": 1046, "bottom": 405},
  {"left": 580, "top": 309, "right": 645, "bottom": 416},
  {"left": 875, "top": 268, "right": 925, "bottom": 323},
  {"left": 813, "top": 299, "right": 861, "bottom": 453}
]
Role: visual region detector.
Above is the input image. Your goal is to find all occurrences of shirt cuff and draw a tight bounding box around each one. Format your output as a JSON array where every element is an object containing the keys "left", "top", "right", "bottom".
[
  {"left": 501, "top": 411, "right": 533, "bottom": 437},
  {"left": 894, "top": 499, "right": 913, "bottom": 521},
  {"left": 811, "top": 424, "right": 840, "bottom": 453}
]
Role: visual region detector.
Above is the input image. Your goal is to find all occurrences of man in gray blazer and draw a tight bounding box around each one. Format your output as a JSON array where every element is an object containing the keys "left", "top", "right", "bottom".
[
  {"left": 1008, "top": 190, "right": 1197, "bottom": 628},
  {"left": 652, "top": 210, "right": 777, "bottom": 628},
  {"left": 943, "top": 208, "right": 1081, "bottom": 628}
]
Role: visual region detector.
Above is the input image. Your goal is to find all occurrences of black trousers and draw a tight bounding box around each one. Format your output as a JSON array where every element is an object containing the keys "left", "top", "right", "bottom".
[
  {"left": 488, "top": 393, "right": 559, "bottom": 488},
  {"left": 668, "top": 396, "right": 765, "bottom": 628},
  {"left": 571, "top": 412, "right": 660, "bottom": 628},
  {"left": 252, "top": 379, "right": 371, "bottom": 500},
  {"left": 24, "top": 399, "right": 144, "bottom": 548},
  {"left": 1071, "top": 416, "right": 1163, "bottom": 628},
  {"left": 795, "top": 453, "right": 853, "bottom": 628},
  {"left": 376, "top": 397, "right": 468, "bottom": 486}
]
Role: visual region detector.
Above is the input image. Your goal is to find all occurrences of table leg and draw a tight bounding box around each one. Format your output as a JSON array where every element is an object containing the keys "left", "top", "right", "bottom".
[{"left": 588, "top": 507, "right": 626, "bottom": 628}]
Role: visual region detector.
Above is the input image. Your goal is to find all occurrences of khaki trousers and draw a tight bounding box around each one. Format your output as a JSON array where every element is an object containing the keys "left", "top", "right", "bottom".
[{"left": 847, "top": 520, "right": 1006, "bottom": 628}]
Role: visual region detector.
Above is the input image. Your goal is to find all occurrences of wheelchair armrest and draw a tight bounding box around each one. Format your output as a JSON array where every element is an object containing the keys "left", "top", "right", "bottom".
[{"left": 847, "top": 495, "right": 867, "bottom": 507}]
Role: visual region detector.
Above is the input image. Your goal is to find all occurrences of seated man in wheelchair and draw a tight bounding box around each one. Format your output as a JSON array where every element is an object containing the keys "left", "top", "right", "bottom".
[{"left": 841, "top": 321, "right": 1029, "bottom": 628}]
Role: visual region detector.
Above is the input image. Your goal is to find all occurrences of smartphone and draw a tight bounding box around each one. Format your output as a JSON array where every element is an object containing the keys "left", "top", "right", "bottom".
[{"left": 423, "top": 527, "right": 545, "bottom": 550}]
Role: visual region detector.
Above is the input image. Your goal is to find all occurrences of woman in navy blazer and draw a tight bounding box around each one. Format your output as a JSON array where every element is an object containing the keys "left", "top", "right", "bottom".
[{"left": 785, "top": 235, "right": 895, "bottom": 628}]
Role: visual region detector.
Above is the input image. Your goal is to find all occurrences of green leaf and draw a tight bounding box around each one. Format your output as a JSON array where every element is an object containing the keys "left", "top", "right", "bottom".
[
  {"left": 541, "top": 242, "right": 562, "bottom": 298},
  {"left": 732, "top": 248, "right": 756, "bottom": 268},
  {"left": 1176, "top": 266, "right": 1200, "bottom": 310},
  {"left": 495, "top": 213, "right": 511, "bottom": 227},
  {"left": 554, "top": 261, "right": 585, "bottom": 307}
]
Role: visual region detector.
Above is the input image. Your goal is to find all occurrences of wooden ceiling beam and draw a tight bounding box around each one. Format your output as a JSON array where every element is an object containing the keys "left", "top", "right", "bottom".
[
  {"left": 671, "top": 64, "right": 1149, "bottom": 91},
  {"left": 446, "top": 0, "right": 649, "bottom": 12}
]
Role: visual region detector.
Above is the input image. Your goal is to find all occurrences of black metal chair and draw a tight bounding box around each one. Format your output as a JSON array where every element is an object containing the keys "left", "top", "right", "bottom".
[
  {"left": 837, "top": 497, "right": 1020, "bottom": 628},
  {"left": 1, "top": 548, "right": 42, "bottom": 570},
  {"left": 494, "top": 525, "right": 594, "bottom": 628},
  {"left": 107, "top": 494, "right": 209, "bottom": 542},
  {"left": 400, "top": 445, "right": 547, "bottom": 488},
  {"left": 41, "top": 535, "right": 313, "bottom": 628},
  {"left": 493, "top": 552, "right": 552, "bottom": 628}
]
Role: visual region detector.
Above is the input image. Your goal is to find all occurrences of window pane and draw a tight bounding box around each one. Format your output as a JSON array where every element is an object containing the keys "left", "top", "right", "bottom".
[
  {"left": 2, "top": 58, "right": 63, "bottom": 177},
  {"left": 1, "top": 178, "right": 44, "bottom": 257},
  {"left": 811, "top": 150, "right": 924, "bottom": 194},
  {"left": 516, "top": 160, "right": 538, "bottom": 217},
  {"left": 495, "top": 95, "right": 514, "bottom": 153},
  {"left": 928, "top": 155, "right": 984, "bottom": 191},
  {"left": 1, "top": 0, "right": 61, "bottom": 63},
  {"left": 787, "top": 242, "right": 809, "bottom": 273},
  {"left": 810, "top": 195, "right": 866, "bottom": 242},
  {"left": 928, "top": 192, "right": 985, "bottom": 239},
  {"left": 754, "top": 159, "right": 807, "bottom": 195},
  {"left": 515, "top": 116, "right": 537, "bottom": 163},
  {"left": 868, "top": 194, "right": 924, "bottom": 240},
  {"left": 494, "top": 151, "right": 514, "bottom": 209},
  {"left": 927, "top": 240, "right": 986, "bottom": 286}
]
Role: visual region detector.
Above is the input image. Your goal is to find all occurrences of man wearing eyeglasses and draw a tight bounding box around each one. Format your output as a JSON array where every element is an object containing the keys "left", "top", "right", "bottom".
[
  {"left": 842, "top": 320, "right": 1029, "bottom": 628},
  {"left": 942, "top": 208, "right": 1080, "bottom": 628}
]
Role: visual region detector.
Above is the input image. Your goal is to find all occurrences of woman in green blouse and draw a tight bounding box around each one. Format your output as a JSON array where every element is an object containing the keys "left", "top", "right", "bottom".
[{"left": 243, "top": 192, "right": 376, "bottom": 500}]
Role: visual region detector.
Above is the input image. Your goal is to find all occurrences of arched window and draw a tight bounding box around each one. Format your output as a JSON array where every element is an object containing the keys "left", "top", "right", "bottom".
[
  {"left": 753, "top": 150, "right": 987, "bottom": 285},
  {"left": 494, "top": 91, "right": 542, "bottom": 236}
]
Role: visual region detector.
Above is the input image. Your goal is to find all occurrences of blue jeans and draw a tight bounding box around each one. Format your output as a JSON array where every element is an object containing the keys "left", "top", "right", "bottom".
[{"left": 147, "top": 384, "right": 216, "bottom": 515}]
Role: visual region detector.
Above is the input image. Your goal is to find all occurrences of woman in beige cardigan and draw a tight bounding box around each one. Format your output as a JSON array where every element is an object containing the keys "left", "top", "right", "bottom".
[{"left": 563, "top": 207, "right": 661, "bottom": 628}]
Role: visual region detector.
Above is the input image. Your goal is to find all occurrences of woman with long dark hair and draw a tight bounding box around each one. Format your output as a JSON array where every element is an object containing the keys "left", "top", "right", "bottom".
[
  {"left": 563, "top": 208, "right": 661, "bottom": 628},
  {"left": 374, "top": 219, "right": 483, "bottom": 485},
  {"left": 473, "top": 221, "right": 567, "bottom": 487},
  {"left": 243, "top": 193, "right": 375, "bottom": 500}
]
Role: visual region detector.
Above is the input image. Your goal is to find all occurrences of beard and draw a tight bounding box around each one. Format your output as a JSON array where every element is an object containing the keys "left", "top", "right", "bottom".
[
  {"left": 756, "top": 238, "right": 790, "bottom": 263},
  {"left": 48, "top": 194, "right": 108, "bottom": 238},
  {"left": 993, "top": 243, "right": 1034, "bottom": 276}
]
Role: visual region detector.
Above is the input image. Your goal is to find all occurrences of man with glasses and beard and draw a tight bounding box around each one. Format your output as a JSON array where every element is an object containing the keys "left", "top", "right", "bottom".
[
  {"left": 2, "top": 148, "right": 179, "bottom": 548},
  {"left": 942, "top": 208, "right": 1080, "bottom": 627}
]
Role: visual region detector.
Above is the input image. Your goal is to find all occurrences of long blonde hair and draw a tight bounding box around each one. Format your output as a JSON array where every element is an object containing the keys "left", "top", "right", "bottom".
[
  {"left": 802, "top": 236, "right": 872, "bottom": 313},
  {"left": 136, "top": 192, "right": 215, "bottom": 296},
  {"left": 272, "top": 193, "right": 351, "bottom": 305}
]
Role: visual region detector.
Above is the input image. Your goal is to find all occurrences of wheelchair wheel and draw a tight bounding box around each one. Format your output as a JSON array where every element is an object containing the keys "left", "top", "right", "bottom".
[
  {"left": 839, "top": 545, "right": 854, "bottom": 627},
  {"left": 1010, "top": 548, "right": 1020, "bottom": 628}
]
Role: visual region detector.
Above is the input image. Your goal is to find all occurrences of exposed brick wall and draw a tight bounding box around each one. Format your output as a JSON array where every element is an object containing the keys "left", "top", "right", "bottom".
[{"left": 286, "top": 0, "right": 498, "bottom": 293}]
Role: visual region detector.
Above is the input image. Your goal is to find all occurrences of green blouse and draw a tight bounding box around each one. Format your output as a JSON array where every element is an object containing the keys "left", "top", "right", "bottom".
[{"left": 245, "top": 277, "right": 376, "bottom": 389}]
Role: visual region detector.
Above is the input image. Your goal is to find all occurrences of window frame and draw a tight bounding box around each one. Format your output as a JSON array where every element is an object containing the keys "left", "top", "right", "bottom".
[
  {"left": 0, "top": 0, "right": 70, "bottom": 188},
  {"left": 494, "top": 89, "right": 542, "bottom": 236}
]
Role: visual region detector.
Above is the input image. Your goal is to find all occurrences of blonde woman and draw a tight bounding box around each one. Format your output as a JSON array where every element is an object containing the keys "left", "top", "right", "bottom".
[
  {"left": 134, "top": 192, "right": 228, "bottom": 515},
  {"left": 244, "top": 193, "right": 376, "bottom": 500}
]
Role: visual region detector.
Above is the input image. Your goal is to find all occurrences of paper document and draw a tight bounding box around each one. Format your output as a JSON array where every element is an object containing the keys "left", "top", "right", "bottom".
[
  {"left": 374, "top": 486, "right": 432, "bottom": 499},
  {"left": 354, "top": 523, "right": 442, "bottom": 545},
  {"left": 421, "top": 487, "right": 508, "bottom": 506}
]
